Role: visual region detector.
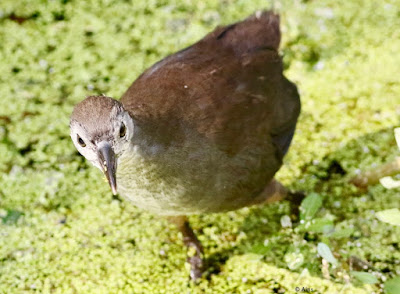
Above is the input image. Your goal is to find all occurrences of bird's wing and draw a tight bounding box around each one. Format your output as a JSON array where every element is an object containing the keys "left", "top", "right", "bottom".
[{"left": 121, "top": 11, "right": 300, "bottom": 155}]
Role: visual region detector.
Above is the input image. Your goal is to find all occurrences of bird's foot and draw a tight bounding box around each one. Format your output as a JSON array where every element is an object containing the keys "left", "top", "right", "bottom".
[
  {"left": 187, "top": 244, "right": 205, "bottom": 280},
  {"left": 286, "top": 190, "right": 306, "bottom": 221},
  {"left": 167, "top": 215, "right": 205, "bottom": 280}
]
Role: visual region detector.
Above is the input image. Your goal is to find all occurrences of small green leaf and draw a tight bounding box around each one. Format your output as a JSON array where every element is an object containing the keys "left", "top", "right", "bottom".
[
  {"left": 385, "top": 276, "right": 400, "bottom": 294},
  {"left": 376, "top": 208, "right": 400, "bottom": 226},
  {"left": 284, "top": 251, "right": 304, "bottom": 270},
  {"left": 300, "top": 193, "right": 323, "bottom": 221},
  {"left": 350, "top": 271, "right": 378, "bottom": 284},
  {"left": 1, "top": 210, "right": 23, "bottom": 225},
  {"left": 330, "top": 227, "right": 354, "bottom": 239},
  {"left": 297, "top": 218, "right": 334, "bottom": 233},
  {"left": 308, "top": 218, "right": 334, "bottom": 233},
  {"left": 246, "top": 253, "right": 263, "bottom": 262},
  {"left": 317, "top": 242, "right": 338, "bottom": 265},
  {"left": 250, "top": 243, "right": 270, "bottom": 256}
]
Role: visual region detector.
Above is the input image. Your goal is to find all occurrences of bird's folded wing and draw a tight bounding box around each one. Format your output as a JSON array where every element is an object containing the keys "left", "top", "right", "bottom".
[{"left": 121, "top": 11, "right": 300, "bottom": 155}]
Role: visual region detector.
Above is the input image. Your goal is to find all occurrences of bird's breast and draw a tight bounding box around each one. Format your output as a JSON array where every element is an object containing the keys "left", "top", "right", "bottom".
[{"left": 116, "top": 139, "right": 280, "bottom": 216}]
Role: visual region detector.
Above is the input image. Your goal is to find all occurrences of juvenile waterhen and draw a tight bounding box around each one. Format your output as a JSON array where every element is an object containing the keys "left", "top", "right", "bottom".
[{"left": 70, "top": 11, "right": 301, "bottom": 279}]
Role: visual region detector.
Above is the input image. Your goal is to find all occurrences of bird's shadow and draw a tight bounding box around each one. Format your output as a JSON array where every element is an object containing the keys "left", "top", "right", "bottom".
[{"left": 202, "top": 126, "right": 399, "bottom": 278}]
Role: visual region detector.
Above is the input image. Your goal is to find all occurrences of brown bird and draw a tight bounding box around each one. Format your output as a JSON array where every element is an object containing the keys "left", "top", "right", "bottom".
[{"left": 70, "top": 11, "right": 301, "bottom": 279}]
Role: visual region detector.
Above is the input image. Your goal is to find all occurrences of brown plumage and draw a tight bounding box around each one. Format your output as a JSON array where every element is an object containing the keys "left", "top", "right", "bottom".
[
  {"left": 121, "top": 11, "right": 299, "bottom": 155},
  {"left": 71, "top": 96, "right": 123, "bottom": 141},
  {"left": 70, "top": 11, "right": 301, "bottom": 279}
]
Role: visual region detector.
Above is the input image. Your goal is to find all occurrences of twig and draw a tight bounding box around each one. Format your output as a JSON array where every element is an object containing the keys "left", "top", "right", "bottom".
[{"left": 350, "top": 157, "right": 400, "bottom": 189}]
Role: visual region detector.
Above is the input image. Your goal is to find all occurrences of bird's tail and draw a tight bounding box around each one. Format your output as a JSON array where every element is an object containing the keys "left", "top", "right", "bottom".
[{"left": 209, "top": 11, "right": 281, "bottom": 54}]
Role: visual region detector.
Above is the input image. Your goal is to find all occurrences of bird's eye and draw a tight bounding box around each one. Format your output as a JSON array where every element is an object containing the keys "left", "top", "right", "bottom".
[
  {"left": 77, "top": 135, "right": 86, "bottom": 147},
  {"left": 119, "top": 123, "right": 126, "bottom": 138}
]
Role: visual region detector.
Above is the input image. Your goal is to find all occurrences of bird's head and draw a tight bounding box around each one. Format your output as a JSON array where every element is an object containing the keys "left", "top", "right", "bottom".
[{"left": 70, "top": 95, "right": 134, "bottom": 195}]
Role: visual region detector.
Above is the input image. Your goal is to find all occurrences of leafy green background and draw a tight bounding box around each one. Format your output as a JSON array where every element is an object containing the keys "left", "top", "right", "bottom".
[{"left": 1, "top": 0, "right": 399, "bottom": 293}]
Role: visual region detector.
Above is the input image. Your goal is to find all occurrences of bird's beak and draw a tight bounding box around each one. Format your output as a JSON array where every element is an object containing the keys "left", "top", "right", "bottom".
[{"left": 97, "top": 142, "right": 117, "bottom": 195}]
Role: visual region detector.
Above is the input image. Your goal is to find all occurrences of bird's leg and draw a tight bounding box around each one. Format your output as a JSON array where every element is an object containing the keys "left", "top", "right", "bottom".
[
  {"left": 254, "top": 179, "right": 305, "bottom": 218},
  {"left": 260, "top": 179, "right": 289, "bottom": 204},
  {"left": 167, "top": 215, "right": 204, "bottom": 280}
]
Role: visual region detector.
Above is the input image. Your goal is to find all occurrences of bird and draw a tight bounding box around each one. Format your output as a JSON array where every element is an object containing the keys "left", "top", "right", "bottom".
[{"left": 70, "top": 11, "right": 301, "bottom": 280}]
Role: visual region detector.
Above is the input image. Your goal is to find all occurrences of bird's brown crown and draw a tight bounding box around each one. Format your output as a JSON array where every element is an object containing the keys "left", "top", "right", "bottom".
[{"left": 70, "top": 95, "right": 123, "bottom": 138}]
